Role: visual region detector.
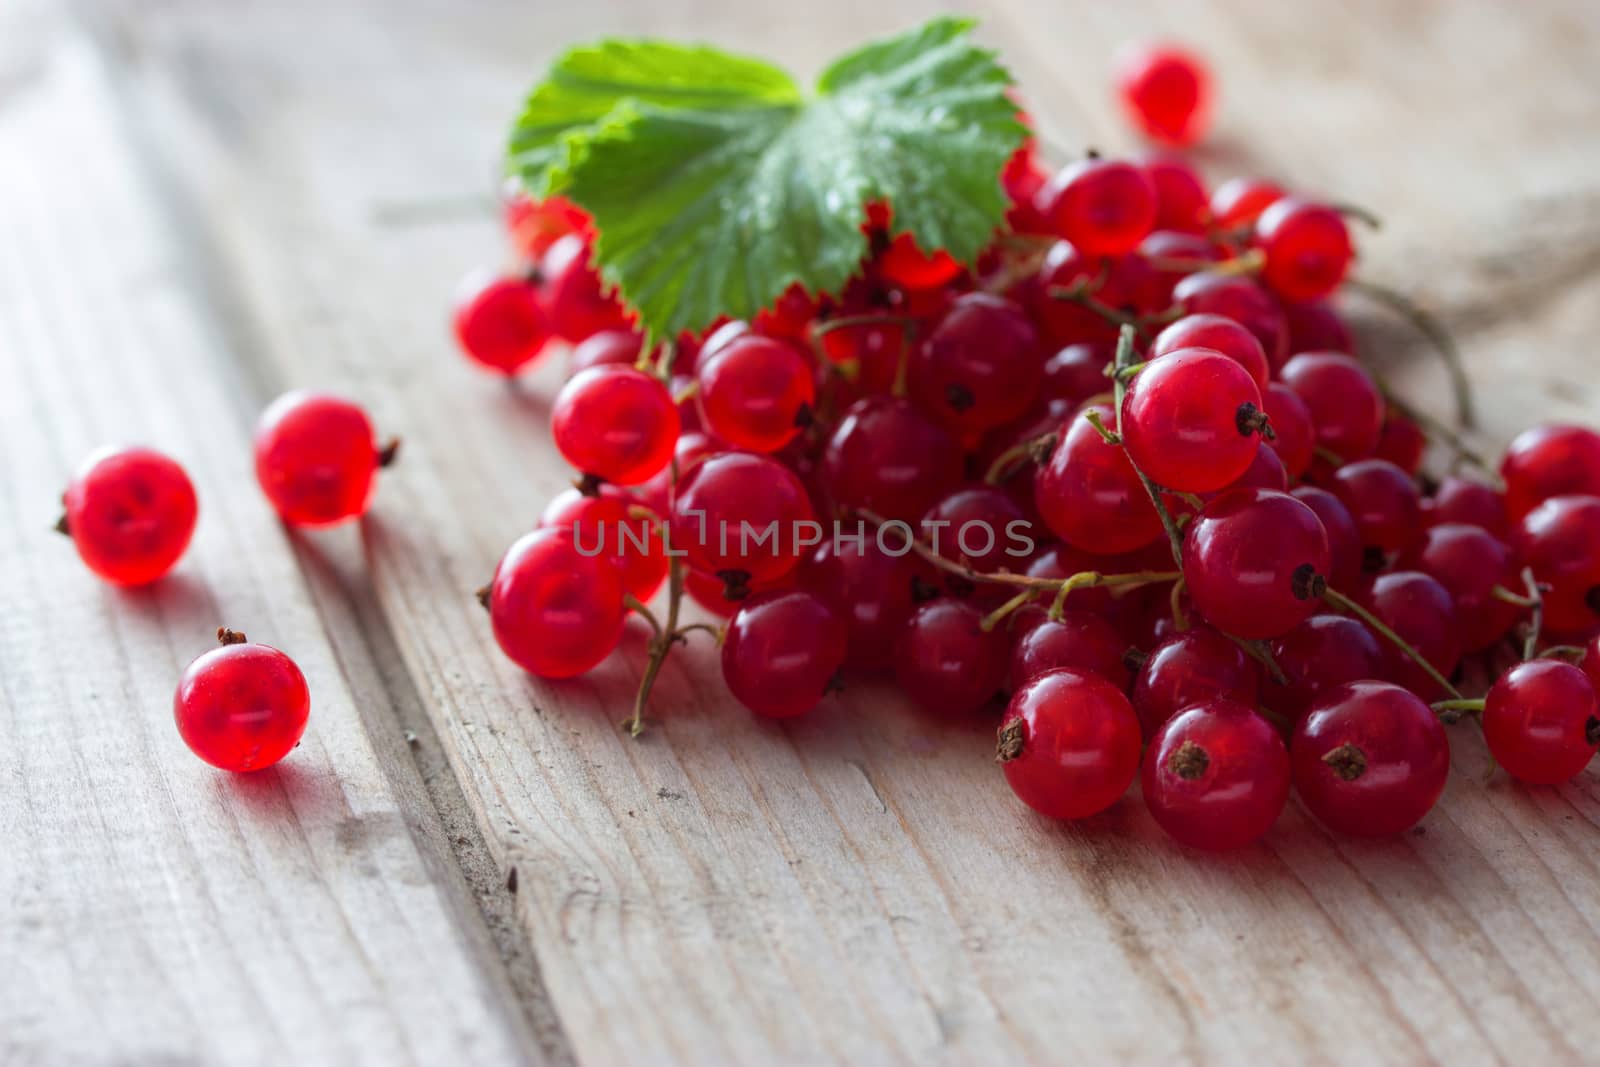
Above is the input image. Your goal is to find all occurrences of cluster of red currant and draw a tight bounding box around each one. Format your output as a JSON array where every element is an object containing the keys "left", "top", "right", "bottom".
[
  {"left": 453, "top": 53, "right": 1600, "bottom": 851},
  {"left": 56, "top": 392, "right": 398, "bottom": 771}
]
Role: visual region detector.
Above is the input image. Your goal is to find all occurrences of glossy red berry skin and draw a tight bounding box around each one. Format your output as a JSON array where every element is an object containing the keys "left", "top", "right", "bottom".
[
  {"left": 1255, "top": 199, "right": 1354, "bottom": 303},
  {"left": 1516, "top": 495, "right": 1600, "bottom": 635},
  {"left": 1209, "top": 177, "right": 1284, "bottom": 228},
  {"left": 1172, "top": 273, "right": 1289, "bottom": 371},
  {"left": 1132, "top": 626, "right": 1260, "bottom": 739},
  {"left": 538, "top": 487, "right": 667, "bottom": 603},
  {"left": 997, "top": 668, "right": 1142, "bottom": 820},
  {"left": 551, "top": 365, "right": 680, "bottom": 486},
  {"left": 911, "top": 294, "right": 1040, "bottom": 433},
  {"left": 1583, "top": 635, "right": 1600, "bottom": 693},
  {"left": 1329, "top": 459, "right": 1423, "bottom": 555},
  {"left": 1357, "top": 571, "right": 1462, "bottom": 700},
  {"left": 452, "top": 274, "right": 551, "bottom": 375},
  {"left": 1143, "top": 700, "right": 1289, "bottom": 850},
  {"left": 1279, "top": 352, "right": 1385, "bottom": 462},
  {"left": 1290, "top": 486, "right": 1363, "bottom": 590},
  {"left": 488, "top": 527, "right": 626, "bottom": 678},
  {"left": 504, "top": 193, "right": 588, "bottom": 258},
  {"left": 1482, "top": 661, "right": 1599, "bottom": 785},
  {"left": 1041, "top": 342, "right": 1115, "bottom": 414},
  {"left": 1500, "top": 425, "right": 1600, "bottom": 521},
  {"left": 721, "top": 590, "right": 847, "bottom": 719},
  {"left": 540, "top": 234, "right": 628, "bottom": 342},
  {"left": 1122, "top": 349, "right": 1265, "bottom": 493},
  {"left": 1292, "top": 681, "right": 1449, "bottom": 838},
  {"left": 672, "top": 452, "right": 816, "bottom": 585},
  {"left": 1428, "top": 475, "right": 1509, "bottom": 539},
  {"left": 817, "top": 318, "right": 905, "bottom": 395},
  {"left": 253, "top": 392, "right": 388, "bottom": 527},
  {"left": 921, "top": 484, "right": 1033, "bottom": 575},
  {"left": 175, "top": 634, "right": 310, "bottom": 772},
  {"left": 1266, "top": 614, "right": 1383, "bottom": 724},
  {"left": 568, "top": 330, "right": 642, "bottom": 376},
  {"left": 695, "top": 334, "right": 815, "bottom": 453},
  {"left": 1398, "top": 524, "right": 1521, "bottom": 652},
  {"left": 1038, "top": 158, "right": 1158, "bottom": 257},
  {"left": 801, "top": 537, "right": 921, "bottom": 673},
  {"left": 895, "top": 599, "right": 1008, "bottom": 718},
  {"left": 1281, "top": 298, "right": 1357, "bottom": 357},
  {"left": 1225, "top": 441, "right": 1289, "bottom": 493},
  {"left": 61, "top": 446, "right": 198, "bottom": 586},
  {"left": 1115, "top": 44, "right": 1212, "bottom": 147},
  {"left": 1375, "top": 413, "right": 1426, "bottom": 475},
  {"left": 1009, "top": 611, "right": 1131, "bottom": 692},
  {"left": 822, "top": 397, "right": 962, "bottom": 523},
  {"left": 1142, "top": 230, "right": 1223, "bottom": 304},
  {"left": 1183, "top": 488, "right": 1331, "bottom": 640},
  {"left": 1143, "top": 154, "right": 1209, "bottom": 232},
  {"left": 1036, "top": 401, "right": 1164, "bottom": 555},
  {"left": 1031, "top": 242, "right": 1158, "bottom": 345},
  {"left": 1263, "top": 383, "right": 1316, "bottom": 480},
  {"left": 1151, "top": 314, "right": 1270, "bottom": 391}
]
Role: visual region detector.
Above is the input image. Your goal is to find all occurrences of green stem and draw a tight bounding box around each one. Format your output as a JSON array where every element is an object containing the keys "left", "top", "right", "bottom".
[
  {"left": 1432, "top": 698, "right": 1487, "bottom": 713},
  {"left": 983, "top": 430, "right": 1059, "bottom": 486},
  {"left": 1108, "top": 323, "right": 1185, "bottom": 568},
  {"left": 1322, "top": 586, "right": 1463, "bottom": 700},
  {"left": 1519, "top": 566, "right": 1544, "bottom": 662},
  {"left": 625, "top": 540, "right": 684, "bottom": 736},
  {"left": 809, "top": 312, "right": 918, "bottom": 339},
  {"left": 981, "top": 589, "right": 1039, "bottom": 632}
]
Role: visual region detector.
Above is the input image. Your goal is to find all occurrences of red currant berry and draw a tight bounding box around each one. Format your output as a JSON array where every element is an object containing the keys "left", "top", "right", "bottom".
[
  {"left": 1329, "top": 459, "right": 1423, "bottom": 555},
  {"left": 1225, "top": 439, "right": 1289, "bottom": 492},
  {"left": 1122, "top": 349, "right": 1266, "bottom": 493},
  {"left": 254, "top": 392, "right": 393, "bottom": 527},
  {"left": 1035, "top": 401, "right": 1164, "bottom": 555},
  {"left": 1032, "top": 242, "right": 1158, "bottom": 345},
  {"left": 538, "top": 487, "right": 667, "bottom": 604},
  {"left": 1115, "top": 44, "right": 1212, "bottom": 147},
  {"left": 1151, "top": 314, "right": 1270, "bottom": 391},
  {"left": 997, "top": 668, "right": 1142, "bottom": 819},
  {"left": 921, "top": 484, "right": 1033, "bottom": 575},
  {"left": 822, "top": 396, "right": 962, "bottom": 523},
  {"left": 1041, "top": 341, "right": 1116, "bottom": 414},
  {"left": 911, "top": 293, "right": 1040, "bottom": 433},
  {"left": 1172, "top": 272, "right": 1289, "bottom": 370},
  {"left": 551, "top": 365, "right": 680, "bottom": 486},
  {"left": 1483, "top": 660, "right": 1599, "bottom": 785},
  {"left": 1428, "top": 475, "right": 1509, "bottom": 539},
  {"left": 721, "top": 590, "right": 847, "bottom": 719},
  {"left": 540, "top": 234, "right": 628, "bottom": 342},
  {"left": 1500, "top": 424, "right": 1600, "bottom": 521},
  {"left": 1266, "top": 614, "right": 1383, "bottom": 723},
  {"left": 1516, "top": 494, "right": 1600, "bottom": 635},
  {"left": 1290, "top": 486, "right": 1363, "bottom": 589},
  {"left": 1375, "top": 412, "right": 1426, "bottom": 475},
  {"left": 1263, "top": 383, "right": 1316, "bottom": 479},
  {"left": 1281, "top": 298, "right": 1356, "bottom": 356},
  {"left": 1131, "top": 626, "right": 1259, "bottom": 739},
  {"left": 504, "top": 192, "right": 588, "bottom": 258},
  {"left": 1255, "top": 199, "right": 1354, "bottom": 303},
  {"left": 895, "top": 599, "right": 1008, "bottom": 718},
  {"left": 486, "top": 527, "right": 626, "bottom": 678},
  {"left": 672, "top": 452, "right": 815, "bottom": 588},
  {"left": 1208, "top": 177, "right": 1284, "bottom": 228},
  {"left": 1141, "top": 230, "right": 1222, "bottom": 304},
  {"left": 817, "top": 318, "right": 905, "bottom": 396},
  {"left": 1038, "top": 157, "right": 1158, "bottom": 257},
  {"left": 60, "top": 446, "right": 198, "bottom": 586},
  {"left": 452, "top": 273, "right": 551, "bottom": 375},
  {"left": 1010, "top": 610, "right": 1131, "bottom": 691},
  {"left": 1183, "top": 488, "right": 1332, "bottom": 639},
  {"left": 801, "top": 536, "right": 922, "bottom": 673},
  {"left": 1293, "top": 681, "right": 1449, "bottom": 837},
  {"left": 568, "top": 329, "right": 643, "bottom": 376},
  {"left": 1142, "top": 154, "right": 1209, "bottom": 232},
  {"left": 684, "top": 567, "right": 788, "bottom": 618},
  {"left": 1143, "top": 700, "right": 1289, "bottom": 850},
  {"left": 175, "top": 628, "right": 310, "bottom": 772},
  {"left": 1398, "top": 524, "right": 1520, "bottom": 652},
  {"left": 1356, "top": 571, "right": 1462, "bottom": 700},
  {"left": 1279, "top": 352, "right": 1384, "bottom": 463},
  {"left": 695, "top": 334, "right": 815, "bottom": 453},
  {"left": 1583, "top": 635, "right": 1600, "bottom": 693}
]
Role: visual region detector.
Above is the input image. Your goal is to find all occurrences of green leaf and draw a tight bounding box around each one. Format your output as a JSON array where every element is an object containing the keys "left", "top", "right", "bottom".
[{"left": 506, "top": 18, "right": 1027, "bottom": 341}]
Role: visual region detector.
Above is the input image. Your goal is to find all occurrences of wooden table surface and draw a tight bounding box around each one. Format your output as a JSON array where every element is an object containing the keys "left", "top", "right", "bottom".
[{"left": 6, "top": 0, "right": 1600, "bottom": 1063}]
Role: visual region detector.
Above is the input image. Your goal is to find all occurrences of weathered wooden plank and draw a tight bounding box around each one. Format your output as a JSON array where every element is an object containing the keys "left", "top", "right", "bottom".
[{"left": 0, "top": 16, "right": 548, "bottom": 1065}]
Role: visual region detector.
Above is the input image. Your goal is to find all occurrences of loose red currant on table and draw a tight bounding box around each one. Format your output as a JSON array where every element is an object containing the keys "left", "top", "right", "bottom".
[
  {"left": 1035, "top": 400, "right": 1163, "bottom": 556},
  {"left": 1357, "top": 571, "right": 1462, "bottom": 700},
  {"left": 1516, "top": 494, "right": 1600, "bottom": 635},
  {"left": 895, "top": 599, "right": 1008, "bottom": 718},
  {"left": 911, "top": 293, "right": 1040, "bottom": 433},
  {"left": 822, "top": 396, "right": 962, "bottom": 523},
  {"left": 1142, "top": 700, "right": 1290, "bottom": 850},
  {"left": 254, "top": 391, "right": 395, "bottom": 526},
  {"left": 672, "top": 452, "right": 816, "bottom": 590},
  {"left": 1266, "top": 614, "right": 1383, "bottom": 723},
  {"left": 721, "top": 590, "right": 847, "bottom": 720},
  {"left": 1115, "top": 43, "right": 1212, "bottom": 147},
  {"left": 695, "top": 333, "right": 815, "bottom": 453},
  {"left": 1500, "top": 424, "right": 1600, "bottom": 521},
  {"left": 539, "top": 234, "right": 628, "bottom": 342},
  {"left": 452, "top": 273, "right": 551, "bottom": 375},
  {"left": 1292, "top": 681, "right": 1449, "bottom": 838},
  {"left": 1278, "top": 351, "right": 1385, "bottom": 463},
  {"left": 1398, "top": 523, "right": 1521, "bottom": 652},
  {"left": 1121, "top": 348, "right": 1267, "bottom": 494},
  {"left": 996, "top": 668, "right": 1142, "bottom": 820},
  {"left": 1143, "top": 154, "right": 1210, "bottom": 233},
  {"left": 59, "top": 446, "right": 198, "bottom": 586},
  {"left": 1328, "top": 459, "right": 1423, "bottom": 556},
  {"left": 1254, "top": 198, "right": 1354, "bottom": 303},
  {"left": 1171, "top": 272, "right": 1289, "bottom": 370},
  {"left": 486, "top": 527, "right": 626, "bottom": 678},
  {"left": 1131, "top": 626, "right": 1260, "bottom": 739},
  {"left": 551, "top": 365, "right": 679, "bottom": 486},
  {"left": 1183, "top": 488, "right": 1332, "bottom": 639},
  {"left": 538, "top": 487, "right": 667, "bottom": 603},
  {"left": 1482, "top": 661, "right": 1599, "bottom": 785},
  {"left": 175, "top": 628, "right": 309, "bottom": 772},
  {"left": 1150, "top": 313, "right": 1270, "bottom": 391},
  {"left": 1208, "top": 176, "right": 1284, "bottom": 228},
  {"left": 1009, "top": 610, "right": 1132, "bottom": 692},
  {"left": 1037, "top": 157, "right": 1157, "bottom": 257}
]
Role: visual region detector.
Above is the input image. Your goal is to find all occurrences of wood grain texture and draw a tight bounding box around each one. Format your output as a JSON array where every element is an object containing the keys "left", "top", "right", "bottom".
[{"left": 8, "top": 0, "right": 1600, "bottom": 1063}]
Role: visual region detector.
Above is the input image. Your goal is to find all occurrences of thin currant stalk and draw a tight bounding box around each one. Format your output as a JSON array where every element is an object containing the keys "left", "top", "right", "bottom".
[
  {"left": 1107, "top": 323, "right": 1186, "bottom": 568},
  {"left": 1518, "top": 566, "right": 1545, "bottom": 663},
  {"left": 983, "top": 429, "right": 1059, "bottom": 486},
  {"left": 624, "top": 555, "right": 684, "bottom": 737},
  {"left": 1320, "top": 585, "right": 1464, "bottom": 701},
  {"left": 1344, "top": 277, "right": 1475, "bottom": 429}
]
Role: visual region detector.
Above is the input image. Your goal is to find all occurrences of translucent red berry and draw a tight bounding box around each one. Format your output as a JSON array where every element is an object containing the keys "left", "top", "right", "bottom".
[
  {"left": 1142, "top": 700, "right": 1289, "bottom": 850},
  {"left": 486, "top": 527, "right": 626, "bottom": 678},
  {"left": 997, "top": 668, "right": 1142, "bottom": 820},
  {"left": 895, "top": 599, "right": 1008, "bottom": 718},
  {"left": 538, "top": 487, "right": 667, "bottom": 604},
  {"left": 1038, "top": 158, "right": 1158, "bottom": 257},
  {"left": 569, "top": 330, "right": 643, "bottom": 377},
  {"left": 1122, "top": 349, "right": 1266, "bottom": 493},
  {"left": 1329, "top": 459, "right": 1423, "bottom": 555},
  {"left": 1208, "top": 177, "right": 1284, "bottom": 228},
  {"left": 801, "top": 536, "right": 921, "bottom": 673},
  {"left": 254, "top": 391, "right": 393, "bottom": 527},
  {"left": 175, "top": 629, "right": 310, "bottom": 772},
  {"left": 1041, "top": 341, "right": 1115, "bottom": 414},
  {"left": 1263, "top": 383, "right": 1315, "bottom": 479},
  {"left": 695, "top": 334, "right": 815, "bottom": 453},
  {"left": 1482, "top": 660, "right": 1599, "bottom": 785},
  {"left": 1398, "top": 524, "right": 1520, "bottom": 652},
  {"left": 722, "top": 590, "right": 847, "bottom": 719},
  {"left": 540, "top": 234, "right": 627, "bottom": 342},
  {"left": 1375, "top": 412, "right": 1426, "bottom": 475},
  {"left": 1515, "top": 494, "right": 1600, "bottom": 635},
  {"left": 1281, "top": 298, "right": 1356, "bottom": 356},
  {"left": 452, "top": 273, "right": 551, "bottom": 375},
  {"left": 1035, "top": 401, "right": 1164, "bottom": 555},
  {"left": 672, "top": 452, "right": 816, "bottom": 588},
  {"left": 60, "top": 446, "right": 198, "bottom": 586},
  {"left": 551, "top": 365, "right": 680, "bottom": 486},
  {"left": 822, "top": 396, "right": 962, "bottom": 523},
  {"left": 1279, "top": 352, "right": 1384, "bottom": 463},
  {"left": 1142, "top": 154, "right": 1209, "bottom": 232},
  {"left": 1428, "top": 475, "right": 1509, "bottom": 539},
  {"left": 1183, "top": 488, "right": 1331, "bottom": 639},
  {"left": 1254, "top": 199, "right": 1354, "bottom": 303},
  {"left": 1151, "top": 313, "right": 1270, "bottom": 391},
  {"left": 1115, "top": 43, "right": 1212, "bottom": 147},
  {"left": 920, "top": 484, "right": 1033, "bottom": 575},
  {"left": 1266, "top": 614, "right": 1383, "bottom": 724},
  {"left": 1290, "top": 486, "right": 1362, "bottom": 589},
  {"left": 1356, "top": 571, "right": 1462, "bottom": 700},
  {"left": 911, "top": 293, "right": 1040, "bottom": 433},
  {"left": 504, "top": 192, "right": 588, "bottom": 258},
  {"left": 1500, "top": 424, "right": 1600, "bottom": 521},
  {"left": 1172, "top": 272, "right": 1289, "bottom": 370},
  {"left": 1010, "top": 611, "right": 1131, "bottom": 691},
  {"left": 1132, "top": 626, "right": 1260, "bottom": 739}
]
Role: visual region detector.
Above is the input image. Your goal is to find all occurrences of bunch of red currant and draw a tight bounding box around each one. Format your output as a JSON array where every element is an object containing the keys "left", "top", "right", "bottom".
[{"left": 456, "top": 56, "right": 1600, "bottom": 851}]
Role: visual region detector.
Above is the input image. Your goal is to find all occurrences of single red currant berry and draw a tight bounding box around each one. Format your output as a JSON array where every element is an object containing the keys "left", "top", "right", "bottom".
[
  {"left": 822, "top": 396, "right": 963, "bottom": 523},
  {"left": 722, "top": 590, "right": 847, "bottom": 720},
  {"left": 1356, "top": 571, "right": 1462, "bottom": 700},
  {"left": 920, "top": 483, "right": 1033, "bottom": 575},
  {"left": 538, "top": 487, "right": 667, "bottom": 603},
  {"left": 1290, "top": 486, "right": 1363, "bottom": 589},
  {"left": 1142, "top": 230, "right": 1222, "bottom": 303},
  {"left": 1266, "top": 614, "right": 1383, "bottom": 724},
  {"left": 1375, "top": 412, "right": 1427, "bottom": 475},
  {"left": 1009, "top": 610, "right": 1131, "bottom": 692},
  {"left": 1329, "top": 459, "right": 1423, "bottom": 555},
  {"left": 911, "top": 293, "right": 1041, "bottom": 433},
  {"left": 1183, "top": 488, "right": 1332, "bottom": 639},
  {"left": 1035, "top": 400, "right": 1164, "bottom": 555},
  {"left": 1031, "top": 241, "right": 1159, "bottom": 345},
  {"left": 1263, "top": 383, "right": 1316, "bottom": 480},
  {"left": 1038, "top": 157, "right": 1158, "bottom": 257},
  {"left": 1500, "top": 424, "right": 1600, "bottom": 521},
  {"left": 551, "top": 365, "right": 680, "bottom": 486},
  {"left": 1583, "top": 634, "right": 1600, "bottom": 693},
  {"left": 452, "top": 273, "right": 551, "bottom": 375},
  {"left": 1171, "top": 272, "right": 1289, "bottom": 370},
  {"left": 1278, "top": 352, "right": 1385, "bottom": 463},
  {"left": 672, "top": 452, "right": 816, "bottom": 589},
  {"left": 1041, "top": 341, "right": 1116, "bottom": 414},
  {"left": 1281, "top": 298, "right": 1357, "bottom": 356},
  {"left": 175, "top": 628, "right": 310, "bottom": 772},
  {"left": 503, "top": 192, "right": 589, "bottom": 258},
  {"left": 1122, "top": 348, "right": 1267, "bottom": 493},
  {"left": 1428, "top": 475, "right": 1509, "bottom": 539},
  {"left": 254, "top": 391, "right": 395, "bottom": 526},
  {"left": 1292, "top": 681, "right": 1450, "bottom": 837},
  {"left": 997, "top": 668, "right": 1142, "bottom": 820},
  {"left": 568, "top": 329, "right": 643, "bottom": 377},
  {"left": 59, "top": 446, "right": 198, "bottom": 586},
  {"left": 1254, "top": 199, "right": 1354, "bottom": 303},
  {"left": 1142, "top": 154, "right": 1209, "bottom": 232},
  {"left": 1226, "top": 431, "right": 1289, "bottom": 491},
  {"left": 1482, "top": 661, "right": 1599, "bottom": 785},
  {"left": 1208, "top": 177, "right": 1284, "bottom": 228},
  {"left": 540, "top": 234, "right": 628, "bottom": 342},
  {"left": 1115, "top": 43, "right": 1212, "bottom": 147},
  {"left": 1131, "top": 626, "right": 1260, "bottom": 739},
  {"left": 1397, "top": 523, "right": 1521, "bottom": 652},
  {"left": 486, "top": 527, "right": 626, "bottom": 678},
  {"left": 695, "top": 334, "right": 815, "bottom": 453},
  {"left": 1143, "top": 700, "right": 1289, "bottom": 850},
  {"left": 895, "top": 599, "right": 1008, "bottom": 718},
  {"left": 1150, "top": 314, "right": 1270, "bottom": 391},
  {"left": 800, "top": 536, "right": 922, "bottom": 673},
  {"left": 1515, "top": 494, "right": 1600, "bottom": 635}
]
